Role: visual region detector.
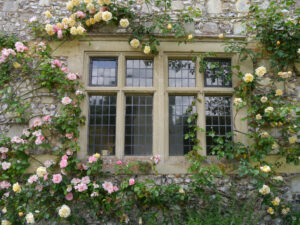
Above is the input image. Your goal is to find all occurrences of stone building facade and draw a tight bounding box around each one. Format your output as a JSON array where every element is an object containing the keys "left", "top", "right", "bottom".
[{"left": 0, "top": 0, "right": 299, "bottom": 224}]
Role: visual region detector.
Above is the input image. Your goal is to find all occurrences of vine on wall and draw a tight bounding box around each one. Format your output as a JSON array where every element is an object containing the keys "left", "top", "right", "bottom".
[{"left": 0, "top": 0, "right": 299, "bottom": 224}]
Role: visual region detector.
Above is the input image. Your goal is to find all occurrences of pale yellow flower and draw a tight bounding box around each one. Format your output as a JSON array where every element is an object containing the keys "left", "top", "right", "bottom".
[
  {"left": 45, "top": 24, "right": 54, "bottom": 35},
  {"left": 85, "top": 20, "right": 91, "bottom": 26},
  {"left": 130, "top": 39, "right": 140, "bottom": 48},
  {"left": 272, "top": 197, "right": 280, "bottom": 206},
  {"left": 256, "top": 114, "right": 262, "bottom": 120},
  {"left": 255, "top": 66, "right": 267, "bottom": 77},
  {"left": 62, "top": 18, "right": 69, "bottom": 27},
  {"left": 94, "top": 12, "right": 102, "bottom": 22},
  {"left": 218, "top": 33, "right": 224, "bottom": 39},
  {"left": 2, "top": 207, "right": 7, "bottom": 213},
  {"left": 77, "top": 26, "right": 86, "bottom": 35},
  {"left": 44, "top": 10, "right": 52, "bottom": 19},
  {"left": 102, "top": 11, "right": 112, "bottom": 22},
  {"left": 90, "top": 18, "right": 96, "bottom": 25},
  {"left": 259, "top": 184, "right": 270, "bottom": 195},
  {"left": 87, "top": 3, "right": 95, "bottom": 11},
  {"left": 120, "top": 19, "right": 129, "bottom": 28},
  {"left": 261, "top": 131, "right": 269, "bottom": 138},
  {"left": 66, "top": 1, "right": 74, "bottom": 11},
  {"left": 36, "top": 166, "right": 47, "bottom": 177},
  {"left": 260, "top": 96, "right": 268, "bottom": 103},
  {"left": 1, "top": 220, "right": 12, "bottom": 225},
  {"left": 58, "top": 204, "right": 71, "bottom": 218},
  {"left": 93, "top": 153, "right": 100, "bottom": 159},
  {"left": 143, "top": 45, "right": 151, "bottom": 54},
  {"left": 260, "top": 165, "right": 271, "bottom": 173},
  {"left": 13, "top": 62, "right": 21, "bottom": 69},
  {"left": 84, "top": 0, "right": 92, "bottom": 4},
  {"left": 272, "top": 176, "right": 283, "bottom": 181},
  {"left": 281, "top": 207, "right": 290, "bottom": 215},
  {"left": 70, "top": 26, "right": 78, "bottom": 35},
  {"left": 25, "top": 213, "right": 35, "bottom": 224},
  {"left": 243, "top": 73, "right": 254, "bottom": 83},
  {"left": 167, "top": 24, "right": 172, "bottom": 30},
  {"left": 56, "top": 23, "right": 63, "bottom": 29},
  {"left": 275, "top": 89, "right": 283, "bottom": 96},
  {"left": 98, "top": 0, "right": 104, "bottom": 6},
  {"left": 13, "top": 183, "right": 21, "bottom": 193},
  {"left": 289, "top": 136, "right": 297, "bottom": 144},
  {"left": 265, "top": 106, "right": 274, "bottom": 113},
  {"left": 267, "top": 207, "right": 274, "bottom": 215},
  {"left": 104, "top": 0, "right": 111, "bottom": 4},
  {"left": 188, "top": 34, "right": 193, "bottom": 40},
  {"left": 19, "top": 212, "right": 24, "bottom": 217},
  {"left": 272, "top": 142, "right": 279, "bottom": 150},
  {"left": 68, "top": 18, "right": 76, "bottom": 27},
  {"left": 72, "top": 0, "right": 81, "bottom": 6},
  {"left": 178, "top": 187, "right": 185, "bottom": 194}
]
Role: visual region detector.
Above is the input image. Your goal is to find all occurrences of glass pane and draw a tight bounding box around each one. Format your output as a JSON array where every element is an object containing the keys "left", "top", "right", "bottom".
[
  {"left": 169, "top": 96, "right": 195, "bottom": 156},
  {"left": 125, "top": 96, "right": 153, "bottom": 155},
  {"left": 168, "top": 60, "right": 195, "bottom": 87},
  {"left": 204, "top": 58, "right": 232, "bottom": 87},
  {"left": 126, "top": 59, "right": 153, "bottom": 87},
  {"left": 205, "top": 96, "right": 232, "bottom": 155},
  {"left": 90, "top": 58, "right": 117, "bottom": 86},
  {"left": 88, "top": 95, "right": 116, "bottom": 155}
]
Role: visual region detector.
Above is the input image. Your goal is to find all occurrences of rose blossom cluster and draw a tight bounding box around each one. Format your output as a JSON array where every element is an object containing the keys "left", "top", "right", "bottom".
[
  {"left": 32, "top": 129, "right": 45, "bottom": 145},
  {"left": 102, "top": 181, "right": 118, "bottom": 194},
  {"left": 0, "top": 48, "right": 16, "bottom": 64},
  {"left": 151, "top": 154, "right": 161, "bottom": 165},
  {"left": 11, "top": 136, "right": 25, "bottom": 144},
  {"left": 60, "top": 155, "right": 69, "bottom": 168},
  {"left": 88, "top": 153, "right": 100, "bottom": 163},
  {"left": 72, "top": 176, "right": 91, "bottom": 192}
]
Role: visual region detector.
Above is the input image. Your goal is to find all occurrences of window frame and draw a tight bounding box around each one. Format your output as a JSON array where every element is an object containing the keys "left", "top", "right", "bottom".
[{"left": 76, "top": 40, "right": 246, "bottom": 173}]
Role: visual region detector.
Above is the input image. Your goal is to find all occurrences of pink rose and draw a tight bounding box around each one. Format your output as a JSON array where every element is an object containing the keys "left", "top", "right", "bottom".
[
  {"left": 62, "top": 155, "right": 68, "bottom": 160},
  {"left": 81, "top": 176, "right": 90, "bottom": 184},
  {"left": 65, "top": 133, "right": 73, "bottom": 139},
  {"left": 1, "top": 162, "right": 11, "bottom": 170},
  {"left": 75, "top": 90, "right": 84, "bottom": 95},
  {"left": 102, "top": 181, "right": 114, "bottom": 194},
  {"left": 11, "top": 136, "right": 25, "bottom": 144},
  {"left": 44, "top": 160, "right": 54, "bottom": 168},
  {"left": 61, "top": 97, "right": 72, "bottom": 105},
  {"left": 29, "top": 16, "right": 37, "bottom": 22},
  {"left": 35, "top": 136, "right": 44, "bottom": 145},
  {"left": 57, "top": 29, "right": 63, "bottom": 39},
  {"left": 82, "top": 164, "right": 88, "bottom": 170},
  {"left": 75, "top": 11, "right": 86, "bottom": 19},
  {"left": 0, "top": 181, "right": 11, "bottom": 190},
  {"left": 65, "top": 192, "right": 73, "bottom": 201},
  {"left": 66, "top": 150, "right": 73, "bottom": 156},
  {"left": 129, "top": 178, "right": 135, "bottom": 186},
  {"left": 91, "top": 192, "right": 99, "bottom": 197},
  {"left": 0, "top": 147, "right": 8, "bottom": 153},
  {"left": 43, "top": 173, "right": 48, "bottom": 181},
  {"left": 116, "top": 160, "right": 122, "bottom": 165},
  {"left": 61, "top": 67, "right": 69, "bottom": 74},
  {"left": 93, "top": 183, "right": 99, "bottom": 189},
  {"left": 75, "top": 183, "right": 88, "bottom": 192},
  {"left": 60, "top": 159, "right": 68, "bottom": 168},
  {"left": 71, "top": 178, "right": 81, "bottom": 185},
  {"left": 15, "top": 42, "right": 28, "bottom": 52},
  {"left": 28, "top": 175, "right": 38, "bottom": 184},
  {"left": 113, "top": 186, "right": 119, "bottom": 192},
  {"left": 51, "top": 59, "right": 62, "bottom": 68},
  {"left": 43, "top": 115, "right": 51, "bottom": 122},
  {"left": 32, "top": 117, "right": 42, "bottom": 127},
  {"left": 1, "top": 153, "right": 7, "bottom": 159},
  {"left": 66, "top": 73, "right": 77, "bottom": 81},
  {"left": 88, "top": 155, "right": 97, "bottom": 163},
  {"left": 151, "top": 154, "right": 161, "bottom": 164},
  {"left": 52, "top": 174, "right": 63, "bottom": 184}
]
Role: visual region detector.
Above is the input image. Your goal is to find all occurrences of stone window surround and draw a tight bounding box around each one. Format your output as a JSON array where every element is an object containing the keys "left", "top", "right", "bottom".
[{"left": 67, "top": 37, "right": 249, "bottom": 174}]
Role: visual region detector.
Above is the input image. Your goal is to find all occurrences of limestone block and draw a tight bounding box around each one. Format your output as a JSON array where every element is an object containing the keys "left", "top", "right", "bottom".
[
  {"left": 6, "top": 124, "right": 28, "bottom": 138},
  {"left": 3, "top": 1, "right": 19, "bottom": 12},
  {"left": 236, "top": 0, "right": 250, "bottom": 13},
  {"left": 172, "top": 1, "right": 184, "bottom": 10},
  {"left": 291, "top": 175, "right": 300, "bottom": 193},
  {"left": 233, "top": 22, "right": 245, "bottom": 34},
  {"left": 207, "top": 0, "right": 222, "bottom": 14},
  {"left": 202, "top": 22, "right": 218, "bottom": 34},
  {"left": 39, "top": 0, "right": 50, "bottom": 6}
]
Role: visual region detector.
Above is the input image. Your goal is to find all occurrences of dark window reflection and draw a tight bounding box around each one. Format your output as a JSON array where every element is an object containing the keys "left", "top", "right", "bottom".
[
  {"left": 125, "top": 96, "right": 153, "bottom": 155},
  {"left": 204, "top": 58, "right": 231, "bottom": 87},
  {"left": 169, "top": 96, "right": 195, "bottom": 156},
  {"left": 89, "top": 96, "right": 116, "bottom": 155},
  {"left": 205, "top": 96, "right": 232, "bottom": 154},
  {"left": 90, "top": 58, "right": 117, "bottom": 86},
  {"left": 126, "top": 59, "right": 153, "bottom": 87},
  {"left": 168, "top": 60, "right": 195, "bottom": 87}
]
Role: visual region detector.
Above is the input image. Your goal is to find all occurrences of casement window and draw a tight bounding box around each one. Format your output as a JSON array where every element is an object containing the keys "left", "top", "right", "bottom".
[{"left": 84, "top": 52, "right": 233, "bottom": 161}]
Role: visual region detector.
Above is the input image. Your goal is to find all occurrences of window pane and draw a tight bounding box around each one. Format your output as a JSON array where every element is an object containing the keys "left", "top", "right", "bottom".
[
  {"left": 169, "top": 96, "right": 195, "bottom": 156},
  {"left": 89, "top": 95, "right": 116, "bottom": 155},
  {"left": 90, "top": 58, "right": 117, "bottom": 86},
  {"left": 168, "top": 60, "right": 195, "bottom": 87},
  {"left": 126, "top": 59, "right": 153, "bottom": 87},
  {"left": 125, "top": 96, "right": 153, "bottom": 155},
  {"left": 204, "top": 58, "right": 232, "bottom": 87},
  {"left": 205, "top": 96, "right": 232, "bottom": 155}
]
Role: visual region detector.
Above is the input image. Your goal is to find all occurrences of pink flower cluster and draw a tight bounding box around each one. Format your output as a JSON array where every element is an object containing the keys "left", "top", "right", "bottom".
[
  {"left": 11, "top": 136, "right": 25, "bottom": 144},
  {"left": 73, "top": 176, "right": 90, "bottom": 192},
  {"left": 32, "top": 117, "right": 43, "bottom": 127},
  {"left": 102, "top": 181, "right": 118, "bottom": 194},
  {"left": 66, "top": 73, "right": 77, "bottom": 81},
  {"left": 15, "top": 42, "right": 29, "bottom": 52},
  {"left": 151, "top": 154, "right": 161, "bottom": 165},
  {"left": 75, "top": 90, "right": 84, "bottom": 96},
  {"left": 88, "top": 155, "right": 98, "bottom": 163},
  {"left": 52, "top": 59, "right": 62, "bottom": 68},
  {"left": 61, "top": 97, "right": 72, "bottom": 105},
  {"left": 52, "top": 174, "right": 63, "bottom": 184},
  {"left": 0, "top": 147, "right": 8, "bottom": 154},
  {"left": 32, "top": 129, "right": 45, "bottom": 145},
  {"left": 1, "top": 161, "right": 11, "bottom": 170},
  {"left": 0, "top": 48, "right": 16, "bottom": 64},
  {"left": 129, "top": 178, "right": 135, "bottom": 186},
  {"left": 43, "top": 115, "right": 51, "bottom": 122},
  {"left": 60, "top": 155, "right": 68, "bottom": 169},
  {"left": 28, "top": 175, "right": 39, "bottom": 184},
  {"left": 0, "top": 181, "right": 11, "bottom": 190},
  {"left": 65, "top": 133, "right": 73, "bottom": 139},
  {"left": 75, "top": 11, "right": 86, "bottom": 19}
]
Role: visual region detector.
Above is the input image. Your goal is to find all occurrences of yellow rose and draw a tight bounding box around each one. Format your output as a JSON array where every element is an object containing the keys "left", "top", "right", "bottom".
[
  {"left": 66, "top": 1, "right": 74, "bottom": 11},
  {"left": 72, "top": 0, "right": 81, "bottom": 6},
  {"left": 36, "top": 166, "right": 47, "bottom": 177},
  {"left": 188, "top": 34, "right": 193, "bottom": 40},
  {"left": 19, "top": 212, "right": 24, "bottom": 217},
  {"left": 143, "top": 45, "right": 151, "bottom": 54},
  {"left": 218, "top": 33, "right": 224, "bottom": 39},
  {"left": 13, "top": 183, "right": 21, "bottom": 193},
  {"left": 259, "top": 184, "right": 270, "bottom": 195},
  {"left": 90, "top": 18, "right": 96, "bottom": 25},
  {"left": 68, "top": 18, "right": 76, "bottom": 27},
  {"left": 44, "top": 11, "right": 52, "bottom": 19},
  {"left": 102, "top": 11, "right": 112, "bottom": 22},
  {"left": 265, "top": 106, "right": 274, "bottom": 114},
  {"left": 178, "top": 187, "right": 185, "bottom": 194},
  {"left": 120, "top": 18, "right": 129, "bottom": 28},
  {"left": 70, "top": 26, "right": 78, "bottom": 35},
  {"left": 256, "top": 114, "right": 262, "bottom": 120},
  {"left": 260, "top": 165, "right": 271, "bottom": 173},
  {"left": 233, "top": 98, "right": 243, "bottom": 105},
  {"left": 94, "top": 12, "right": 102, "bottom": 22},
  {"left": 243, "top": 73, "right": 254, "bottom": 83},
  {"left": 272, "top": 176, "right": 283, "bottom": 181},
  {"left": 272, "top": 142, "right": 279, "bottom": 150},
  {"left": 104, "top": 0, "right": 111, "bottom": 4},
  {"left": 56, "top": 23, "right": 63, "bottom": 29},
  {"left": 167, "top": 24, "right": 172, "bottom": 30},
  {"left": 275, "top": 89, "right": 283, "bottom": 96},
  {"left": 45, "top": 24, "right": 54, "bottom": 35},
  {"left": 76, "top": 26, "right": 86, "bottom": 35},
  {"left": 98, "top": 0, "right": 104, "bottom": 6},
  {"left": 255, "top": 66, "right": 267, "bottom": 77},
  {"left": 87, "top": 3, "right": 95, "bottom": 11},
  {"left": 1, "top": 220, "right": 12, "bottom": 225},
  {"left": 272, "top": 197, "right": 280, "bottom": 206},
  {"left": 130, "top": 39, "right": 140, "bottom": 48},
  {"left": 62, "top": 18, "right": 69, "bottom": 27},
  {"left": 289, "top": 136, "right": 297, "bottom": 144},
  {"left": 267, "top": 207, "right": 274, "bottom": 215},
  {"left": 261, "top": 131, "right": 269, "bottom": 138},
  {"left": 13, "top": 62, "right": 21, "bottom": 69},
  {"left": 93, "top": 153, "right": 100, "bottom": 159},
  {"left": 260, "top": 96, "right": 268, "bottom": 103},
  {"left": 58, "top": 204, "right": 71, "bottom": 218},
  {"left": 84, "top": 0, "right": 92, "bottom": 4}
]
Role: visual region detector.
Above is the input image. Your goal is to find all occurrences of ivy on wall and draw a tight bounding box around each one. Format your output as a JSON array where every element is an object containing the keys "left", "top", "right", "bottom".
[{"left": 0, "top": 0, "right": 299, "bottom": 224}]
